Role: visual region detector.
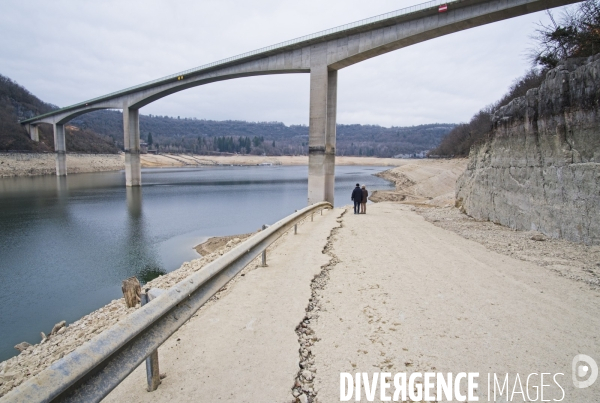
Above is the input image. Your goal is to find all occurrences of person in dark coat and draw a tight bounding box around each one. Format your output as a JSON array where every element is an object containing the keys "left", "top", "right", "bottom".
[
  {"left": 360, "top": 185, "right": 368, "bottom": 214},
  {"left": 351, "top": 183, "right": 363, "bottom": 214}
]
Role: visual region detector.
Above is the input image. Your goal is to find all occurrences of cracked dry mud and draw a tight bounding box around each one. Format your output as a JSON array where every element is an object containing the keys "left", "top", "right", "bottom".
[{"left": 292, "top": 209, "right": 346, "bottom": 403}]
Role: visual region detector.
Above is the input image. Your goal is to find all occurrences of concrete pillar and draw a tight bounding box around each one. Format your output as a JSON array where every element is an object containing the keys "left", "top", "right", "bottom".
[
  {"left": 324, "top": 70, "right": 337, "bottom": 205},
  {"left": 53, "top": 123, "right": 67, "bottom": 176},
  {"left": 124, "top": 107, "right": 141, "bottom": 187},
  {"left": 307, "top": 52, "right": 337, "bottom": 205},
  {"left": 28, "top": 124, "right": 39, "bottom": 142}
]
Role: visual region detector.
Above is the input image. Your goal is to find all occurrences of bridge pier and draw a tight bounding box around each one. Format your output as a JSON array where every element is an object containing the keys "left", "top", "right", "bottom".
[
  {"left": 27, "top": 124, "right": 39, "bottom": 142},
  {"left": 124, "top": 108, "right": 141, "bottom": 187},
  {"left": 53, "top": 123, "right": 67, "bottom": 176},
  {"left": 308, "top": 62, "right": 337, "bottom": 205}
]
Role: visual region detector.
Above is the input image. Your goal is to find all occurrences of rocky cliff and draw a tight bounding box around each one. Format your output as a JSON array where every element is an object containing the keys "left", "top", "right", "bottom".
[{"left": 456, "top": 56, "right": 600, "bottom": 245}]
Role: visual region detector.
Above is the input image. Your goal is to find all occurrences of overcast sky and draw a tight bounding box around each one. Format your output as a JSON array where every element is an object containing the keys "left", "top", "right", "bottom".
[{"left": 0, "top": 0, "right": 576, "bottom": 127}]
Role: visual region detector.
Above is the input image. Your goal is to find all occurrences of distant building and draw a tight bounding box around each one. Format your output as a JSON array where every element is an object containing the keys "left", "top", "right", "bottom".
[
  {"left": 140, "top": 142, "right": 148, "bottom": 154},
  {"left": 393, "top": 150, "right": 428, "bottom": 159}
]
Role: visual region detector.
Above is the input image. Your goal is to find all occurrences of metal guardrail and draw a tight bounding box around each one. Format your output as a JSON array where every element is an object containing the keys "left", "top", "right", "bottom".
[
  {"left": 20, "top": 0, "right": 456, "bottom": 124},
  {"left": 3, "top": 202, "right": 332, "bottom": 403}
]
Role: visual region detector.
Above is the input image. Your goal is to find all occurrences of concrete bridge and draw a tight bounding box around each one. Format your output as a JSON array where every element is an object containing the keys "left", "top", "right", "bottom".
[{"left": 20, "top": 0, "right": 578, "bottom": 204}]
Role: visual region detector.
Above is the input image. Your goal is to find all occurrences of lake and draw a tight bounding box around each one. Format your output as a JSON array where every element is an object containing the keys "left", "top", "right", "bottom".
[{"left": 0, "top": 165, "right": 393, "bottom": 361}]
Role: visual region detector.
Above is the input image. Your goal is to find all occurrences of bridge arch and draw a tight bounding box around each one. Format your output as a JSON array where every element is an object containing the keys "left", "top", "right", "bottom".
[{"left": 128, "top": 69, "right": 309, "bottom": 109}]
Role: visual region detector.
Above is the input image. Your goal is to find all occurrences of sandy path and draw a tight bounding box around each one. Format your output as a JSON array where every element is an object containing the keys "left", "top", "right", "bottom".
[
  {"left": 104, "top": 209, "right": 342, "bottom": 403},
  {"left": 311, "top": 202, "right": 600, "bottom": 402}
]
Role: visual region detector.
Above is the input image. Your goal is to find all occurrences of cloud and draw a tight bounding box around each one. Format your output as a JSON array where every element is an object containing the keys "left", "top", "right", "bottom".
[{"left": 0, "top": 0, "right": 576, "bottom": 126}]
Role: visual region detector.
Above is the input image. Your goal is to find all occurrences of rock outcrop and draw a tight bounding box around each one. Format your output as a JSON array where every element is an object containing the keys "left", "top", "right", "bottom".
[{"left": 457, "top": 56, "right": 600, "bottom": 245}]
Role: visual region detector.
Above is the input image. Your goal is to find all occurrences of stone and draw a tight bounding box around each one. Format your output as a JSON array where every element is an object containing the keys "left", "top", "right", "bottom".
[
  {"left": 302, "top": 370, "right": 313, "bottom": 381},
  {"left": 160, "top": 373, "right": 167, "bottom": 379},
  {"left": 0, "top": 373, "right": 16, "bottom": 382},
  {"left": 14, "top": 342, "right": 32, "bottom": 352},
  {"left": 531, "top": 234, "right": 547, "bottom": 241},
  {"left": 51, "top": 321, "right": 66, "bottom": 335},
  {"left": 40, "top": 332, "right": 47, "bottom": 341},
  {"left": 297, "top": 394, "right": 308, "bottom": 403},
  {"left": 456, "top": 57, "right": 600, "bottom": 245}
]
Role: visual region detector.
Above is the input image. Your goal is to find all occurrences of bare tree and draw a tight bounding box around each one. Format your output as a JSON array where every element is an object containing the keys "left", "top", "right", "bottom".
[{"left": 530, "top": 0, "right": 600, "bottom": 69}]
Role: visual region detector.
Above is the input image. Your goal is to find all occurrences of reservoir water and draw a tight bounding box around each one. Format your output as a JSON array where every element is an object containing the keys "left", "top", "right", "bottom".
[{"left": 0, "top": 165, "right": 393, "bottom": 362}]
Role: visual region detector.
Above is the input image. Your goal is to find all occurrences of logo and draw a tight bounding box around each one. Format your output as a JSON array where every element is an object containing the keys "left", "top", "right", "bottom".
[{"left": 572, "top": 354, "right": 598, "bottom": 389}]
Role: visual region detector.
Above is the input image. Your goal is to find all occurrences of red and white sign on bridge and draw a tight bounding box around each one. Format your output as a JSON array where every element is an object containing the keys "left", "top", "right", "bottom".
[{"left": 439, "top": 3, "right": 448, "bottom": 12}]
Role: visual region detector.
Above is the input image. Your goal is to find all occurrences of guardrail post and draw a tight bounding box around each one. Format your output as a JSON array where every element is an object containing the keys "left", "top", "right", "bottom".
[
  {"left": 261, "top": 224, "right": 267, "bottom": 266},
  {"left": 294, "top": 210, "right": 298, "bottom": 234},
  {"left": 141, "top": 292, "right": 161, "bottom": 391},
  {"left": 311, "top": 213, "right": 313, "bottom": 222},
  {"left": 320, "top": 209, "right": 323, "bottom": 215}
]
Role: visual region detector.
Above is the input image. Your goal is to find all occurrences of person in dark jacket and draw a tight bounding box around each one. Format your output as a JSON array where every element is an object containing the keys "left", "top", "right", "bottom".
[
  {"left": 360, "top": 185, "right": 368, "bottom": 214},
  {"left": 351, "top": 183, "right": 362, "bottom": 214}
]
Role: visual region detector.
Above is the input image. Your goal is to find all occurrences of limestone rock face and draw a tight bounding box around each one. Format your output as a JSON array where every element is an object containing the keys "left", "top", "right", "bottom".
[{"left": 456, "top": 56, "right": 600, "bottom": 245}]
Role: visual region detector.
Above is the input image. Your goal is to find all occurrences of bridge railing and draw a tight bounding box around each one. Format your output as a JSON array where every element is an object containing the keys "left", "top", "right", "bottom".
[
  {"left": 3, "top": 202, "right": 333, "bottom": 403},
  {"left": 22, "top": 0, "right": 456, "bottom": 123}
]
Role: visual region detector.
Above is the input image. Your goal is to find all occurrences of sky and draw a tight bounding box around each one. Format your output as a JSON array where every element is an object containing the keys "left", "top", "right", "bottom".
[{"left": 0, "top": 0, "right": 577, "bottom": 127}]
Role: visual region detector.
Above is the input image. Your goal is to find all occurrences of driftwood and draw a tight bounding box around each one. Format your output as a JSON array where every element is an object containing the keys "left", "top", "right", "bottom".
[{"left": 122, "top": 276, "right": 141, "bottom": 308}]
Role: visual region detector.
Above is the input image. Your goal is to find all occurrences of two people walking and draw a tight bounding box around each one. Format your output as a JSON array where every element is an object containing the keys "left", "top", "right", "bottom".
[{"left": 351, "top": 183, "right": 369, "bottom": 214}]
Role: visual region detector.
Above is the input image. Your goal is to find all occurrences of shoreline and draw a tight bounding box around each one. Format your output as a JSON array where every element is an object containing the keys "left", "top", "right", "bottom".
[{"left": 0, "top": 153, "right": 423, "bottom": 178}]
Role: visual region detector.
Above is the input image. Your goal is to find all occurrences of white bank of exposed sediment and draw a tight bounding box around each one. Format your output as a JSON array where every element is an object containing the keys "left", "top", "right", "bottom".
[
  {"left": 0, "top": 153, "right": 124, "bottom": 177},
  {"left": 0, "top": 153, "right": 411, "bottom": 178}
]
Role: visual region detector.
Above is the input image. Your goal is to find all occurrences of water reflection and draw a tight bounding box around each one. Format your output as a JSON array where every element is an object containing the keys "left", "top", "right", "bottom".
[
  {"left": 126, "top": 186, "right": 142, "bottom": 218},
  {"left": 56, "top": 175, "right": 68, "bottom": 198},
  {"left": 125, "top": 187, "right": 165, "bottom": 284}
]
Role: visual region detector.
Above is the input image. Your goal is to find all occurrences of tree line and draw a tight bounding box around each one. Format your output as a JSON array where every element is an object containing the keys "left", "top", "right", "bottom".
[
  {"left": 430, "top": 0, "right": 600, "bottom": 157},
  {"left": 72, "top": 111, "right": 453, "bottom": 157}
]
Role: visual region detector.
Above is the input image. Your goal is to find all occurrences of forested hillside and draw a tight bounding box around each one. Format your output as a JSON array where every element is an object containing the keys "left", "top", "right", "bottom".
[
  {"left": 0, "top": 74, "right": 54, "bottom": 151},
  {"left": 0, "top": 74, "right": 120, "bottom": 153},
  {"left": 73, "top": 110, "right": 453, "bottom": 157}
]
